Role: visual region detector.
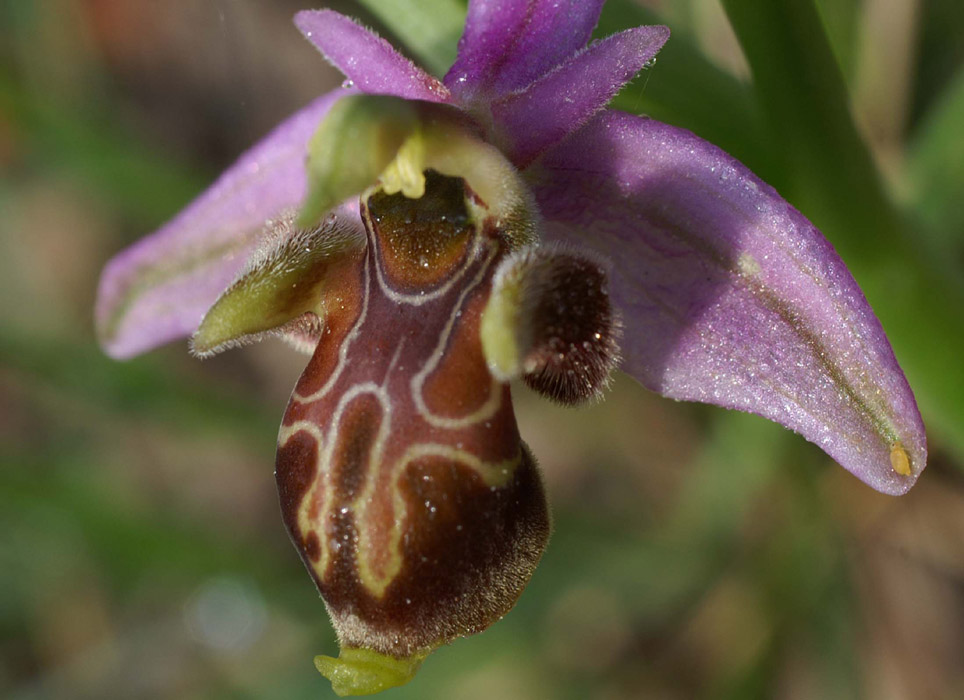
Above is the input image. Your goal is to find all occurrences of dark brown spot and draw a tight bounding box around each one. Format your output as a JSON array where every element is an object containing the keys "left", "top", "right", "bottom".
[
  {"left": 275, "top": 429, "right": 319, "bottom": 540},
  {"left": 330, "top": 394, "right": 383, "bottom": 500}
]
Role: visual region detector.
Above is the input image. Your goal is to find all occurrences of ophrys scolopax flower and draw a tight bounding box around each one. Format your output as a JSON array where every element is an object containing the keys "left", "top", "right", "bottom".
[{"left": 95, "top": 1, "right": 927, "bottom": 695}]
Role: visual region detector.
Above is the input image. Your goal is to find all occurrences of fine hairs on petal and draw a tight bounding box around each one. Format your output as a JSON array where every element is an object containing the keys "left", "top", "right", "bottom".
[
  {"left": 95, "top": 91, "right": 347, "bottom": 360},
  {"left": 483, "top": 243, "right": 622, "bottom": 405},
  {"left": 191, "top": 208, "right": 365, "bottom": 358},
  {"left": 230, "top": 208, "right": 364, "bottom": 285}
]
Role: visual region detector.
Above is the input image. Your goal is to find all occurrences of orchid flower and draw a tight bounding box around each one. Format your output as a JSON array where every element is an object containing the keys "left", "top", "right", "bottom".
[{"left": 95, "top": 1, "right": 926, "bottom": 695}]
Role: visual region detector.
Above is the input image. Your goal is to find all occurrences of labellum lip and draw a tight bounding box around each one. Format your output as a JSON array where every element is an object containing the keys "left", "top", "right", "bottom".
[{"left": 271, "top": 171, "right": 550, "bottom": 692}]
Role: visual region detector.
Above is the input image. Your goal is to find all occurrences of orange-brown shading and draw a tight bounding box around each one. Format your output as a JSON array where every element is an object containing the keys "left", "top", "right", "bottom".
[
  {"left": 421, "top": 291, "right": 494, "bottom": 418},
  {"left": 293, "top": 258, "right": 367, "bottom": 399},
  {"left": 276, "top": 429, "right": 321, "bottom": 563},
  {"left": 368, "top": 171, "right": 474, "bottom": 291}
]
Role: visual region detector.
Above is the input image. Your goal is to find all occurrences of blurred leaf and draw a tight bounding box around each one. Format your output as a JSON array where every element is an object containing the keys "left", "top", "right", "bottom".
[
  {"left": 907, "top": 65, "right": 964, "bottom": 258},
  {"left": 356, "top": 0, "right": 464, "bottom": 76},
  {"left": 911, "top": 0, "right": 964, "bottom": 126},
  {"left": 813, "top": 0, "right": 861, "bottom": 83},
  {"left": 721, "top": 0, "right": 964, "bottom": 466},
  {"left": 0, "top": 449, "right": 327, "bottom": 631},
  {"left": 3, "top": 453, "right": 245, "bottom": 585},
  {"left": 719, "top": 0, "right": 894, "bottom": 228},
  {"left": 0, "top": 73, "right": 206, "bottom": 227},
  {"left": 0, "top": 328, "right": 276, "bottom": 437},
  {"left": 599, "top": 0, "right": 775, "bottom": 180}
]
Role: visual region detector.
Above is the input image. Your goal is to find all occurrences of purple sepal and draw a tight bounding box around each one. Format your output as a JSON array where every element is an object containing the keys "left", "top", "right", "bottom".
[
  {"left": 493, "top": 26, "right": 669, "bottom": 167},
  {"left": 295, "top": 10, "right": 450, "bottom": 103},
  {"left": 527, "top": 111, "right": 926, "bottom": 494},
  {"left": 445, "top": 0, "right": 606, "bottom": 100},
  {"left": 95, "top": 90, "right": 348, "bottom": 359}
]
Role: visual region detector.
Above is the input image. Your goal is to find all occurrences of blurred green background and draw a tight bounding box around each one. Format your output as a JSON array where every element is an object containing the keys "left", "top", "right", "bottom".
[{"left": 2, "top": 0, "right": 963, "bottom": 698}]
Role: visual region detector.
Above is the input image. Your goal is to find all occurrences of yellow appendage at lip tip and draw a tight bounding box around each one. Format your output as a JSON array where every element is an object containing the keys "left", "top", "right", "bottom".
[
  {"left": 314, "top": 647, "right": 429, "bottom": 696},
  {"left": 890, "top": 442, "right": 911, "bottom": 476}
]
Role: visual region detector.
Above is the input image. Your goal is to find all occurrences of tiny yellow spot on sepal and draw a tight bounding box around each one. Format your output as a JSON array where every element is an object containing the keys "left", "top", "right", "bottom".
[
  {"left": 314, "top": 647, "right": 428, "bottom": 696},
  {"left": 890, "top": 442, "right": 912, "bottom": 476}
]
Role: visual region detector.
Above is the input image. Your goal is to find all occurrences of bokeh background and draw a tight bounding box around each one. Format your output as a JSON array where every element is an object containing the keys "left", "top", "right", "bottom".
[{"left": 3, "top": 0, "right": 963, "bottom": 698}]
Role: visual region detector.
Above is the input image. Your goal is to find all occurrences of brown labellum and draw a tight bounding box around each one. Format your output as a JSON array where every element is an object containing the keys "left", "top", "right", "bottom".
[
  {"left": 188, "top": 100, "right": 621, "bottom": 695},
  {"left": 191, "top": 169, "right": 620, "bottom": 695},
  {"left": 274, "top": 171, "right": 550, "bottom": 694}
]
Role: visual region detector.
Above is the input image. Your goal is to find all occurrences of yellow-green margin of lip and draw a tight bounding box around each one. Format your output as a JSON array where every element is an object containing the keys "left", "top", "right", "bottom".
[
  {"left": 480, "top": 262, "right": 527, "bottom": 382},
  {"left": 314, "top": 647, "right": 429, "bottom": 697}
]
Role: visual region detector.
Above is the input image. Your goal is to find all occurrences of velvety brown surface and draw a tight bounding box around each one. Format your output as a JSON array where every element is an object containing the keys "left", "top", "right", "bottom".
[{"left": 274, "top": 173, "right": 550, "bottom": 656}]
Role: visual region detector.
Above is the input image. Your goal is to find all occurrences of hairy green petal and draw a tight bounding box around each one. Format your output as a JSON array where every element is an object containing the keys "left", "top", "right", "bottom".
[{"left": 192, "top": 210, "right": 364, "bottom": 357}]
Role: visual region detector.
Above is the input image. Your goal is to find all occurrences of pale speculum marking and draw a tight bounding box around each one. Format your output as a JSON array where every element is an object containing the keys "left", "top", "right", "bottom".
[{"left": 274, "top": 173, "right": 546, "bottom": 656}]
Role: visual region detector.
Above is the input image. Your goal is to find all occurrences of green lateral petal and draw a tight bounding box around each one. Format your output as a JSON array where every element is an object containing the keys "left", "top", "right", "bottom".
[{"left": 191, "top": 209, "right": 365, "bottom": 357}]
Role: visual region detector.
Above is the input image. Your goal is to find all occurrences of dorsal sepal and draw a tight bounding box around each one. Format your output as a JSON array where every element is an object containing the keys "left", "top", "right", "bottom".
[
  {"left": 481, "top": 244, "right": 621, "bottom": 405},
  {"left": 191, "top": 209, "right": 365, "bottom": 357}
]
